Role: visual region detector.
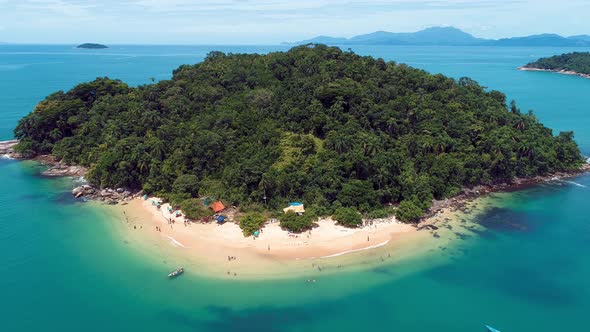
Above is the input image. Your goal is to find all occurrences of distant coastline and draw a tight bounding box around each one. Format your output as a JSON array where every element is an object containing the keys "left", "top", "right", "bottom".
[{"left": 518, "top": 66, "right": 590, "bottom": 79}]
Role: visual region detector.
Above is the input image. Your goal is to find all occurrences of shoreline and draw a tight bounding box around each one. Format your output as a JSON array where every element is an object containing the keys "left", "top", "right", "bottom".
[
  {"left": 518, "top": 66, "right": 590, "bottom": 79},
  {"left": 105, "top": 193, "right": 502, "bottom": 280},
  {"left": 118, "top": 197, "right": 416, "bottom": 259},
  {"left": 422, "top": 163, "right": 590, "bottom": 221},
  {"left": 106, "top": 197, "right": 460, "bottom": 280}
]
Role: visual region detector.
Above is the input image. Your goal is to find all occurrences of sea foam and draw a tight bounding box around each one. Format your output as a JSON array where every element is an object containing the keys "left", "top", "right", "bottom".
[
  {"left": 319, "top": 240, "right": 390, "bottom": 259},
  {"left": 166, "top": 235, "right": 188, "bottom": 248}
]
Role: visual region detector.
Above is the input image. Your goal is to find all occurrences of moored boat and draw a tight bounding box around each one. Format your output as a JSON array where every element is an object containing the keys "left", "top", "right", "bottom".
[{"left": 168, "top": 267, "right": 184, "bottom": 278}]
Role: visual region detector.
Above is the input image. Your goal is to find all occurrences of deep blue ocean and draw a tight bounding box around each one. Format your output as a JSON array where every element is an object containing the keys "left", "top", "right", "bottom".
[{"left": 1, "top": 44, "right": 590, "bottom": 331}]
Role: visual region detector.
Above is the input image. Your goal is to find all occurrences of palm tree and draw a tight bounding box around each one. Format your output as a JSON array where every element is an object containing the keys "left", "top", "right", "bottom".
[
  {"left": 333, "top": 136, "right": 349, "bottom": 154},
  {"left": 514, "top": 119, "right": 526, "bottom": 131}
]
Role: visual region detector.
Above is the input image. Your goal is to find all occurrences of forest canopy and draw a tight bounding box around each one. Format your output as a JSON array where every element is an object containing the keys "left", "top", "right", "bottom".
[
  {"left": 14, "top": 45, "right": 583, "bottom": 222},
  {"left": 524, "top": 52, "right": 590, "bottom": 75}
]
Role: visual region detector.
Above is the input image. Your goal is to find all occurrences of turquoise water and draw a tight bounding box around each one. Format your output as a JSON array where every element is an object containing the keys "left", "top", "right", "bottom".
[{"left": 1, "top": 45, "right": 590, "bottom": 331}]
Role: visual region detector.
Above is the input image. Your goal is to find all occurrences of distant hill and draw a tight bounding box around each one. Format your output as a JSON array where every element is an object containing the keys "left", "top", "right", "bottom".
[
  {"left": 569, "top": 35, "right": 590, "bottom": 42},
  {"left": 291, "top": 27, "right": 485, "bottom": 46},
  {"left": 488, "top": 34, "right": 590, "bottom": 47},
  {"left": 288, "top": 28, "right": 590, "bottom": 47},
  {"left": 77, "top": 43, "right": 108, "bottom": 49}
]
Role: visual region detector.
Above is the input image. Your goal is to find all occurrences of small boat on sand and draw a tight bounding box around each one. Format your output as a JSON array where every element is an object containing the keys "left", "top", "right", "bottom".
[
  {"left": 485, "top": 325, "right": 501, "bottom": 332},
  {"left": 168, "top": 267, "right": 184, "bottom": 278}
]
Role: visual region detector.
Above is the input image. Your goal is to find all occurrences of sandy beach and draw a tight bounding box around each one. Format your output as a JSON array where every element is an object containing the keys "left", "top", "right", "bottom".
[{"left": 107, "top": 197, "right": 446, "bottom": 279}]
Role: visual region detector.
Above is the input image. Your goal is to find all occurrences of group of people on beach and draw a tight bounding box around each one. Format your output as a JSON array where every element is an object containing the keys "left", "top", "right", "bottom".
[{"left": 227, "top": 256, "right": 237, "bottom": 261}]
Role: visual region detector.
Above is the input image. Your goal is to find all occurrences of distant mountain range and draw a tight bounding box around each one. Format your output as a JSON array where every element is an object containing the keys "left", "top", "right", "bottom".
[{"left": 287, "top": 27, "right": 590, "bottom": 47}]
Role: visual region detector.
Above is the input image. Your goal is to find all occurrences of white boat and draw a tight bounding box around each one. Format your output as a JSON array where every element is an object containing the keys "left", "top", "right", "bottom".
[{"left": 167, "top": 267, "right": 184, "bottom": 278}]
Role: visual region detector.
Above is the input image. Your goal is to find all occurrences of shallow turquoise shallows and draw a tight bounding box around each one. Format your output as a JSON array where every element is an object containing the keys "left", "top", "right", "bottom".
[{"left": 1, "top": 44, "right": 590, "bottom": 332}]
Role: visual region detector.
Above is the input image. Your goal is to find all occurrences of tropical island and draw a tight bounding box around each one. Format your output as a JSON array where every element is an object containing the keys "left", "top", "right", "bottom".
[
  {"left": 519, "top": 52, "right": 590, "bottom": 78},
  {"left": 13, "top": 45, "right": 584, "bottom": 240},
  {"left": 76, "top": 43, "right": 108, "bottom": 49}
]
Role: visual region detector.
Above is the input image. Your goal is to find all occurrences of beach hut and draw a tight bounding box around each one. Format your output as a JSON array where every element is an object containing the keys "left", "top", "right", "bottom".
[
  {"left": 210, "top": 201, "right": 225, "bottom": 213},
  {"left": 283, "top": 202, "right": 305, "bottom": 214}
]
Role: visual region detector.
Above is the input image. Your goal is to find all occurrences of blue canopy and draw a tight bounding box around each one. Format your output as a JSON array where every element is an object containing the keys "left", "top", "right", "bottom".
[{"left": 216, "top": 215, "right": 226, "bottom": 223}]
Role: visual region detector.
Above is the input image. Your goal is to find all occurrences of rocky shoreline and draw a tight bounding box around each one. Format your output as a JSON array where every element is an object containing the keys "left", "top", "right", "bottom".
[
  {"left": 71, "top": 184, "right": 141, "bottom": 205},
  {"left": 2, "top": 140, "right": 139, "bottom": 204},
  {"left": 0, "top": 140, "right": 19, "bottom": 156},
  {"left": 32, "top": 155, "right": 89, "bottom": 177},
  {"left": 420, "top": 163, "right": 590, "bottom": 225},
  {"left": 518, "top": 66, "right": 590, "bottom": 79}
]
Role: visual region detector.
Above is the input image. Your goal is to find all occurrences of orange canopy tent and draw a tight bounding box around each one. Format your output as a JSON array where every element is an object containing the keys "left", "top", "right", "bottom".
[{"left": 210, "top": 201, "right": 225, "bottom": 213}]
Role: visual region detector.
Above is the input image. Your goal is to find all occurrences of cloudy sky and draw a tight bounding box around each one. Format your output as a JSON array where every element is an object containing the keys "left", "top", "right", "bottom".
[{"left": 0, "top": 0, "right": 588, "bottom": 44}]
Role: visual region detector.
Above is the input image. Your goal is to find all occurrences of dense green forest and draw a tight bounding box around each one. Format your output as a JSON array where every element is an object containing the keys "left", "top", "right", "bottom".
[
  {"left": 524, "top": 52, "right": 590, "bottom": 75},
  {"left": 14, "top": 45, "right": 583, "bottom": 227}
]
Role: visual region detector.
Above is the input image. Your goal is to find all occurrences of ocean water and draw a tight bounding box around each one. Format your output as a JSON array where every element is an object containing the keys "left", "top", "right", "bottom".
[{"left": 1, "top": 44, "right": 590, "bottom": 331}]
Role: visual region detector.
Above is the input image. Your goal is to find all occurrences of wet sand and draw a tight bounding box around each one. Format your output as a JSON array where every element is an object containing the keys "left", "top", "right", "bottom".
[{"left": 102, "top": 197, "right": 490, "bottom": 279}]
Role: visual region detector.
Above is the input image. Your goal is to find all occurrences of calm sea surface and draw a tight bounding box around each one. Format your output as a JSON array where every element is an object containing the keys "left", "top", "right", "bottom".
[{"left": 1, "top": 44, "right": 590, "bottom": 331}]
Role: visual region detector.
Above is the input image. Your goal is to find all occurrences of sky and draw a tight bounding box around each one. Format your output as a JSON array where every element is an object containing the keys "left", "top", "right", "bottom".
[{"left": 0, "top": 0, "right": 588, "bottom": 44}]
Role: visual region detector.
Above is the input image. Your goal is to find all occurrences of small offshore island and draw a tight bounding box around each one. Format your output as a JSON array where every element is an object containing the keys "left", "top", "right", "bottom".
[
  {"left": 9, "top": 45, "right": 588, "bottom": 275},
  {"left": 519, "top": 52, "right": 590, "bottom": 79},
  {"left": 76, "top": 43, "right": 108, "bottom": 49}
]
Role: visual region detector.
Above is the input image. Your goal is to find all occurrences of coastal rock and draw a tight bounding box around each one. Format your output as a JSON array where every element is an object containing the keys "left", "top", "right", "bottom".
[
  {"left": 40, "top": 163, "right": 88, "bottom": 177},
  {"left": 72, "top": 186, "right": 84, "bottom": 195},
  {"left": 71, "top": 182, "right": 139, "bottom": 204},
  {"left": 0, "top": 140, "right": 19, "bottom": 156}
]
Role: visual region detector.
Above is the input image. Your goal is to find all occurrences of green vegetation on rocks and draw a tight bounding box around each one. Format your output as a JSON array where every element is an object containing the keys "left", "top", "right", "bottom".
[{"left": 524, "top": 52, "right": 590, "bottom": 75}]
